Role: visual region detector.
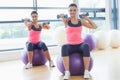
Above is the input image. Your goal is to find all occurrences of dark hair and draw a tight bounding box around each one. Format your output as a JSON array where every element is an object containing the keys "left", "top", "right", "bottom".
[
  {"left": 69, "top": 3, "right": 77, "bottom": 8},
  {"left": 31, "top": 11, "right": 38, "bottom": 15}
]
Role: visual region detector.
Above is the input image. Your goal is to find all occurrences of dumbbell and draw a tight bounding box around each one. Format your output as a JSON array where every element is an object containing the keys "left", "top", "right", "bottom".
[
  {"left": 57, "top": 14, "right": 68, "bottom": 19},
  {"left": 42, "top": 21, "right": 50, "bottom": 26},
  {"left": 21, "top": 19, "right": 31, "bottom": 22},
  {"left": 79, "top": 13, "right": 89, "bottom": 18}
]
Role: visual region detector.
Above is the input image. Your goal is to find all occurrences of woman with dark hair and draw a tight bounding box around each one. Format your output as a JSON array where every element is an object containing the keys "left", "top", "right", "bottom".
[
  {"left": 24, "top": 11, "right": 55, "bottom": 69},
  {"left": 59, "top": 3, "right": 97, "bottom": 79}
]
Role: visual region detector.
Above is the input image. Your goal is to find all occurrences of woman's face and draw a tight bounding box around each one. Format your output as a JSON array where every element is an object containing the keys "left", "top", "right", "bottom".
[
  {"left": 68, "top": 6, "right": 78, "bottom": 18},
  {"left": 31, "top": 13, "right": 38, "bottom": 22}
]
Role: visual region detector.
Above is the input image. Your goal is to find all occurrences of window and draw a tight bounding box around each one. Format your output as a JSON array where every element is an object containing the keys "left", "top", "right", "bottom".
[
  {"left": 38, "top": 0, "right": 72, "bottom": 7},
  {"left": 0, "top": 0, "right": 33, "bottom": 51},
  {"left": 0, "top": 0, "right": 73, "bottom": 51},
  {"left": 37, "top": 0, "right": 73, "bottom": 45},
  {"left": 0, "top": 0, "right": 32, "bottom": 7},
  {"left": 79, "top": 0, "right": 106, "bottom": 33},
  {"left": 0, "top": 10, "right": 32, "bottom": 21},
  {"left": 0, "top": 0, "right": 106, "bottom": 51}
]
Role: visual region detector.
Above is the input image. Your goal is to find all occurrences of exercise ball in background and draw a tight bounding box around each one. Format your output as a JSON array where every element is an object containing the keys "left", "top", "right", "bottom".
[
  {"left": 21, "top": 49, "right": 47, "bottom": 66},
  {"left": 54, "top": 27, "right": 67, "bottom": 46},
  {"left": 109, "top": 30, "right": 120, "bottom": 48},
  {"left": 94, "top": 31, "right": 109, "bottom": 50},
  {"left": 82, "top": 33, "right": 97, "bottom": 51},
  {"left": 56, "top": 53, "right": 93, "bottom": 75}
]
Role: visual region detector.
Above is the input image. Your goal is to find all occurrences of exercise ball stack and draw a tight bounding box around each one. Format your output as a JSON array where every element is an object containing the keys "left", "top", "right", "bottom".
[
  {"left": 94, "top": 31, "right": 109, "bottom": 50},
  {"left": 109, "top": 30, "right": 120, "bottom": 48}
]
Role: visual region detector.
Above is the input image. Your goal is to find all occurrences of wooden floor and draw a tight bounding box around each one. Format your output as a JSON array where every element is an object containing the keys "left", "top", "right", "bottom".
[{"left": 0, "top": 47, "right": 120, "bottom": 80}]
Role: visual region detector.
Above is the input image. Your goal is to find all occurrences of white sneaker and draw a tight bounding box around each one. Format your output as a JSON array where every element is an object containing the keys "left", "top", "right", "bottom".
[
  {"left": 25, "top": 62, "right": 32, "bottom": 69},
  {"left": 84, "top": 70, "right": 90, "bottom": 79},
  {"left": 49, "top": 60, "right": 55, "bottom": 67},
  {"left": 63, "top": 71, "right": 70, "bottom": 80}
]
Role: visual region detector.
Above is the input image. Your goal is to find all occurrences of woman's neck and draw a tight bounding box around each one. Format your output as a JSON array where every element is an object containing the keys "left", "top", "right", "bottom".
[
  {"left": 32, "top": 21, "right": 38, "bottom": 24},
  {"left": 70, "top": 17, "right": 78, "bottom": 24},
  {"left": 71, "top": 17, "right": 77, "bottom": 20}
]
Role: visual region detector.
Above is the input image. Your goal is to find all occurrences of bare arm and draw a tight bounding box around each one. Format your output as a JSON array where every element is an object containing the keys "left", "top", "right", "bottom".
[
  {"left": 24, "top": 18, "right": 32, "bottom": 30},
  {"left": 81, "top": 14, "right": 97, "bottom": 29},
  {"left": 41, "top": 22, "right": 50, "bottom": 29},
  {"left": 59, "top": 14, "right": 68, "bottom": 27}
]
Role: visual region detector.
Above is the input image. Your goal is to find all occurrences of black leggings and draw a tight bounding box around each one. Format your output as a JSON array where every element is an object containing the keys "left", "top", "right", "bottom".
[
  {"left": 26, "top": 41, "right": 48, "bottom": 51},
  {"left": 61, "top": 43, "right": 90, "bottom": 57}
]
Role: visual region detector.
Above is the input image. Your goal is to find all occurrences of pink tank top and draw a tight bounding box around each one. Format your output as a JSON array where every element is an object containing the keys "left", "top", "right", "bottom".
[
  {"left": 28, "top": 25, "right": 41, "bottom": 44},
  {"left": 66, "top": 19, "right": 83, "bottom": 44}
]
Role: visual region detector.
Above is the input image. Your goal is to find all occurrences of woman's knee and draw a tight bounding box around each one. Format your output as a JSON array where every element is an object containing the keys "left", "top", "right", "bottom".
[
  {"left": 26, "top": 42, "right": 34, "bottom": 51},
  {"left": 81, "top": 43, "right": 89, "bottom": 50},
  {"left": 80, "top": 43, "right": 90, "bottom": 57},
  {"left": 38, "top": 42, "right": 48, "bottom": 51},
  {"left": 61, "top": 44, "right": 69, "bottom": 57}
]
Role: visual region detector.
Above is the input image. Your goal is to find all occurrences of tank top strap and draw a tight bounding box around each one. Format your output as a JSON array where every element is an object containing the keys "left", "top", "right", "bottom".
[
  {"left": 66, "top": 17, "right": 71, "bottom": 23},
  {"left": 67, "top": 18, "right": 82, "bottom": 27},
  {"left": 31, "top": 24, "right": 42, "bottom": 31},
  {"left": 67, "top": 18, "right": 81, "bottom": 23}
]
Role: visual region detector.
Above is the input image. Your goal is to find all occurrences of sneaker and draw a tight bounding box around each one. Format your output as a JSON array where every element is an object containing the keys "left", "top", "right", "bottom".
[
  {"left": 63, "top": 71, "right": 70, "bottom": 80},
  {"left": 84, "top": 70, "right": 90, "bottom": 79},
  {"left": 49, "top": 60, "right": 55, "bottom": 67},
  {"left": 25, "top": 62, "right": 32, "bottom": 69}
]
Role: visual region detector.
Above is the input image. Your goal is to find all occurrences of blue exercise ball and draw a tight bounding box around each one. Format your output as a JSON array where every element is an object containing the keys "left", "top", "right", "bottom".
[
  {"left": 21, "top": 49, "right": 47, "bottom": 66},
  {"left": 56, "top": 53, "right": 93, "bottom": 75}
]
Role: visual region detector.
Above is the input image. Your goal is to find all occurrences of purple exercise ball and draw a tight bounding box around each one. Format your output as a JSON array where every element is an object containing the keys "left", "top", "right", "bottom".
[
  {"left": 57, "top": 53, "right": 93, "bottom": 75},
  {"left": 83, "top": 33, "right": 97, "bottom": 51},
  {"left": 21, "top": 49, "right": 47, "bottom": 66}
]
